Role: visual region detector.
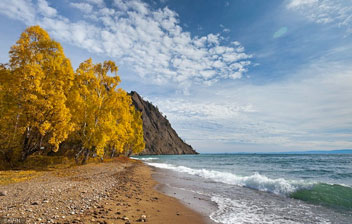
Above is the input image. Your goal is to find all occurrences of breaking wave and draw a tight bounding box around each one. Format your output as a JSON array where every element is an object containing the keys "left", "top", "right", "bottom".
[{"left": 147, "top": 162, "right": 312, "bottom": 195}]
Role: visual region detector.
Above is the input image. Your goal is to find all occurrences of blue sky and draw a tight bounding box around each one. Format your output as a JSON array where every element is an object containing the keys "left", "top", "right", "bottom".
[{"left": 1, "top": 0, "right": 352, "bottom": 153}]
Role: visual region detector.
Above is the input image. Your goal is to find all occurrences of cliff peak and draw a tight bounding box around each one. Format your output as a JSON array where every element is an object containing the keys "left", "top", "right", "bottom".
[{"left": 130, "top": 91, "right": 198, "bottom": 155}]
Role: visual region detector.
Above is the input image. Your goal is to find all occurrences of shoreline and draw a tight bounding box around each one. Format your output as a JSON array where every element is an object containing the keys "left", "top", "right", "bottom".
[
  {"left": 0, "top": 158, "right": 209, "bottom": 224},
  {"left": 151, "top": 167, "right": 217, "bottom": 224}
]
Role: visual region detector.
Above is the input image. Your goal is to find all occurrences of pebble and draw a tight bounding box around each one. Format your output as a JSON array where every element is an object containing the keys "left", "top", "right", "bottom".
[
  {"left": 0, "top": 191, "right": 7, "bottom": 196},
  {"left": 137, "top": 214, "right": 147, "bottom": 222}
]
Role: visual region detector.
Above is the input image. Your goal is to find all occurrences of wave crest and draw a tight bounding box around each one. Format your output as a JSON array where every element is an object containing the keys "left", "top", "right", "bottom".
[{"left": 146, "top": 162, "right": 313, "bottom": 195}]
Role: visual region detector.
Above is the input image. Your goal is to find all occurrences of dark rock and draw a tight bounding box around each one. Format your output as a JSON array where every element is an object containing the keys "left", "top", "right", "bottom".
[{"left": 130, "top": 91, "right": 198, "bottom": 155}]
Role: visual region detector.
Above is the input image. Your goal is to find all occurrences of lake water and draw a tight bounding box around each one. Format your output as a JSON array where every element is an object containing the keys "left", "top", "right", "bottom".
[{"left": 132, "top": 154, "right": 352, "bottom": 224}]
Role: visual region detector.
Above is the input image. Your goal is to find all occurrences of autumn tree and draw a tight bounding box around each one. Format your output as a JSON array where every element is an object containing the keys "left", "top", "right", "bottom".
[
  {"left": 0, "top": 64, "right": 23, "bottom": 163},
  {"left": 4, "top": 26, "right": 75, "bottom": 160},
  {"left": 71, "top": 59, "right": 122, "bottom": 163},
  {"left": 105, "top": 89, "right": 136, "bottom": 157},
  {"left": 124, "top": 107, "right": 145, "bottom": 156},
  {"left": 71, "top": 59, "right": 145, "bottom": 163}
]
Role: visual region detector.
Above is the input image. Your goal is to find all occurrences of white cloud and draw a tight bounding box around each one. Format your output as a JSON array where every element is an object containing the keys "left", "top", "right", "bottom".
[
  {"left": 86, "top": 0, "right": 105, "bottom": 7},
  {"left": 38, "top": 0, "right": 57, "bottom": 17},
  {"left": 154, "top": 99, "right": 255, "bottom": 120},
  {"left": 0, "top": 0, "right": 252, "bottom": 89},
  {"left": 70, "top": 2, "right": 93, "bottom": 13},
  {"left": 0, "top": 0, "right": 35, "bottom": 23},
  {"left": 287, "top": 0, "right": 317, "bottom": 8},
  {"left": 287, "top": 0, "right": 352, "bottom": 32}
]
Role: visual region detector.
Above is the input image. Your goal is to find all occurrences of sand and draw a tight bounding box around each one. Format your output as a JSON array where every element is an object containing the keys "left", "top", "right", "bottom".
[{"left": 0, "top": 158, "right": 209, "bottom": 224}]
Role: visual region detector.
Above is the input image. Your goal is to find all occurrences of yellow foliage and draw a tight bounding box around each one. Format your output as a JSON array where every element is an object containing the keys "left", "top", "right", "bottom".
[
  {"left": 70, "top": 58, "right": 145, "bottom": 162},
  {"left": 0, "top": 25, "right": 145, "bottom": 166},
  {"left": 1, "top": 26, "right": 75, "bottom": 160}
]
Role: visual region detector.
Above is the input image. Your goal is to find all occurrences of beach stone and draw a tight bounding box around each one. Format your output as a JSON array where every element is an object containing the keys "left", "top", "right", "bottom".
[
  {"left": 137, "top": 214, "right": 147, "bottom": 222},
  {"left": 31, "top": 201, "right": 39, "bottom": 205},
  {"left": 0, "top": 191, "right": 7, "bottom": 196}
]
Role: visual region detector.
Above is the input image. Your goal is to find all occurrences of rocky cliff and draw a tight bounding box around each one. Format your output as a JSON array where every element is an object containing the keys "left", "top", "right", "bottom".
[{"left": 130, "top": 91, "right": 198, "bottom": 155}]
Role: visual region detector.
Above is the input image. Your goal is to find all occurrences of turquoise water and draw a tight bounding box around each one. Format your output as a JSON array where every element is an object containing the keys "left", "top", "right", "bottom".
[{"left": 133, "top": 154, "right": 352, "bottom": 224}]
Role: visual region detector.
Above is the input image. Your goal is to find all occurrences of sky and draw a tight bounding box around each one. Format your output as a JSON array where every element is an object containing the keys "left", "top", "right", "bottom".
[{"left": 0, "top": 0, "right": 352, "bottom": 153}]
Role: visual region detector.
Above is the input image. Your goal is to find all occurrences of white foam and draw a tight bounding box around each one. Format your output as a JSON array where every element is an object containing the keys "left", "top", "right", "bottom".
[
  {"left": 210, "top": 195, "right": 332, "bottom": 224},
  {"left": 209, "top": 195, "right": 308, "bottom": 224},
  {"left": 146, "top": 162, "right": 313, "bottom": 195}
]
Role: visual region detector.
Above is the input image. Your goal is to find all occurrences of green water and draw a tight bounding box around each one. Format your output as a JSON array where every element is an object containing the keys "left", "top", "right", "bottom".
[{"left": 291, "top": 183, "right": 352, "bottom": 210}]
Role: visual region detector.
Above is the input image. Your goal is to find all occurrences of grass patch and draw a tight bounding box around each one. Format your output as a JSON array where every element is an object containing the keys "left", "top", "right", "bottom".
[
  {"left": 0, "top": 154, "right": 133, "bottom": 185},
  {"left": 0, "top": 155, "right": 75, "bottom": 185},
  {"left": 0, "top": 170, "right": 44, "bottom": 186}
]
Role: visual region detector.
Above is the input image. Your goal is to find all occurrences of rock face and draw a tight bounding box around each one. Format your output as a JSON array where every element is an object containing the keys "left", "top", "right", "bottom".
[{"left": 130, "top": 91, "right": 198, "bottom": 155}]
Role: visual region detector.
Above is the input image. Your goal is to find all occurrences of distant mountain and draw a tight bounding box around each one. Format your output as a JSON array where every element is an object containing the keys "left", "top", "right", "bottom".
[
  {"left": 208, "top": 149, "right": 352, "bottom": 155},
  {"left": 130, "top": 91, "right": 198, "bottom": 155},
  {"left": 282, "top": 149, "right": 352, "bottom": 154}
]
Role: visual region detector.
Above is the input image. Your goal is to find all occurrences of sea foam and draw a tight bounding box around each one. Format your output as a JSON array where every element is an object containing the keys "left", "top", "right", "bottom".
[{"left": 210, "top": 195, "right": 286, "bottom": 224}]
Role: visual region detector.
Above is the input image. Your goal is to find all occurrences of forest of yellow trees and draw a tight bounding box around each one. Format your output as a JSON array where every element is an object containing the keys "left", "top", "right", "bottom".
[{"left": 0, "top": 26, "right": 145, "bottom": 167}]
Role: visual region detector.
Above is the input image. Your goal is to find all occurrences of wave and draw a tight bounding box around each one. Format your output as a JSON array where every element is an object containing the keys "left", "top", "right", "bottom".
[
  {"left": 146, "top": 162, "right": 312, "bottom": 195},
  {"left": 147, "top": 162, "right": 352, "bottom": 210}
]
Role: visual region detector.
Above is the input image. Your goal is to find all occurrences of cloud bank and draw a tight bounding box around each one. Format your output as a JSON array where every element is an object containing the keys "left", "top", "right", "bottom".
[{"left": 153, "top": 61, "right": 352, "bottom": 151}]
